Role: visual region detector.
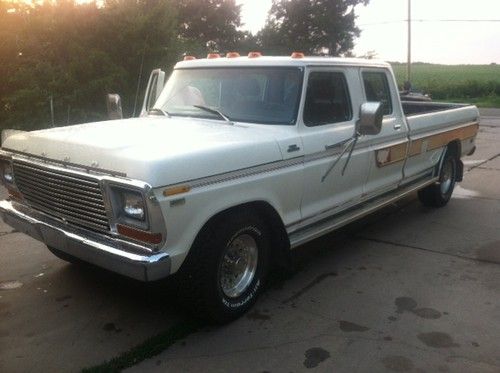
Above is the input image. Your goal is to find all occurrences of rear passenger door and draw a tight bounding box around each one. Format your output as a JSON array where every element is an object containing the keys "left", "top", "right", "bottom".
[
  {"left": 361, "top": 69, "right": 409, "bottom": 197},
  {"left": 299, "top": 68, "right": 371, "bottom": 222}
]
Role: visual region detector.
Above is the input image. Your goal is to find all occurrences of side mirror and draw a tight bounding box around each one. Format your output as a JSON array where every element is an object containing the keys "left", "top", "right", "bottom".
[
  {"left": 356, "top": 102, "right": 384, "bottom": 136},
  {"left": 106, "top": 94, "right": 123, "bottom": 120},
  {"left": 140, "top": 68, "right": 166, "bottom": 117}
]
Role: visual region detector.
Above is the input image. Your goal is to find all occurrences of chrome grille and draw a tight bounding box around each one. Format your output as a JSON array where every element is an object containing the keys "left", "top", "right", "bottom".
[{"left": 12, "top": 160, "right": 110, "bottom": 232}]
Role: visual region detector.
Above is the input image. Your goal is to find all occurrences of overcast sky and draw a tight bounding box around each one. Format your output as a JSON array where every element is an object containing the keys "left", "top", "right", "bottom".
[{"left": 236, "top": 0, "right": 500, "bottom": 64}]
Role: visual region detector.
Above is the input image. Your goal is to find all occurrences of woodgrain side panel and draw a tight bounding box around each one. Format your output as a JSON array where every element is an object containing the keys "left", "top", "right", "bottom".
[
  {"left": 376, "top": 142, "right": 408, "bottom": 167},
  {"left": 376, "top": 122, "right": 478, "bottom": 168}
]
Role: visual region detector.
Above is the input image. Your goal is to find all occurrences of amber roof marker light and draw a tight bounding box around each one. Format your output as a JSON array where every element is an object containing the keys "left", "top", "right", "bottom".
[
  {"left": 207, "top": 53, "right": 221, "bottom": 59},
  {"left": 183, "top": 55, "right": 196, "bottom": 61},
  {"left": 226, "top": 52, "right": 240, "bottom": 58},
  {"left": 248, "top": 51, "right": 262, "bottom": 58},
  {"left": 291, "top": 52, "right": 305, "bottom": 59}
]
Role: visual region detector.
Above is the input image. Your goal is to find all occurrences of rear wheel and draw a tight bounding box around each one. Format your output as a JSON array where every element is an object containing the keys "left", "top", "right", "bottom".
[
  {"left": 178, "top": 211, "right": 271, "bottom": 323},
  {"left": 418, "top": 149, "right": 458, "bottom": 207}
]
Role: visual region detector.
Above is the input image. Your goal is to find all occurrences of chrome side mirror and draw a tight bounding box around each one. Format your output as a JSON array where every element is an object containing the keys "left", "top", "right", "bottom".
[
  {"left": 357, "top": 102, "right": 384, "bottom": 136},
  {"left": 106, "top": 94, "right": 123, "bottom": 120},
  {"left": 140, "top": 68, "right": 166, "bottom": 117}
]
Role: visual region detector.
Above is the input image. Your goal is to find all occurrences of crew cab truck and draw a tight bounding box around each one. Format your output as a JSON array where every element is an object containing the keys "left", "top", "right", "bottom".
[{"left": 0, "top": 54, "right": 479, "bottom": 322}]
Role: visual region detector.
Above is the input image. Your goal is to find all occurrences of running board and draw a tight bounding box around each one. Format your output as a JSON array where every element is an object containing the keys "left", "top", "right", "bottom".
[{"left": 289, "top": 176, "right": 438, "bottom": 249}]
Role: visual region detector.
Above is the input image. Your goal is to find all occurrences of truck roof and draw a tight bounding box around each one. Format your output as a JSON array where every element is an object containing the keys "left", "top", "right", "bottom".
[{"left": 175, "top": 55, "right": 391, "bottom": 69}]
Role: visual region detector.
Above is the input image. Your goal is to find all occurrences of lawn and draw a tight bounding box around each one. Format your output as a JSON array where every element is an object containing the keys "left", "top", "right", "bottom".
[{"left": 390, "top": 63, "right": 500, "bottom": 108}]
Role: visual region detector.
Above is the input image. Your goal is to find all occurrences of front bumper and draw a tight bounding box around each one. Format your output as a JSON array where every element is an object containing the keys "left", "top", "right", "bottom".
[{"left": 0, "top": 200, "right": 170, "bottom": 281}]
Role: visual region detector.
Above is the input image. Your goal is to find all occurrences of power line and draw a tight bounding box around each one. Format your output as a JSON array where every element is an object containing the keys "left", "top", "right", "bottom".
[{"left": 360, "top": 19, "right": 500, "bottom": 27}]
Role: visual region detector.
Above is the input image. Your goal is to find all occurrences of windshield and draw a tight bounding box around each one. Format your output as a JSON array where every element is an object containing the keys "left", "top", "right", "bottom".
[{"left": 153, "top": 67, "right": 303, "bottom": 125}]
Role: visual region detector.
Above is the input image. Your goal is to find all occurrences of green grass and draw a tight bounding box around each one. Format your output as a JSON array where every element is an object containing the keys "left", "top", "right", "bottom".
[
  {"left": 445, "top": 95, "right": 500, "bottom": 108},
  {"left": 390, "top": 62, "right": 500, "bottom": 108},
  {"left": 82, "top": 319, "right": 202, "bottom": 373}
]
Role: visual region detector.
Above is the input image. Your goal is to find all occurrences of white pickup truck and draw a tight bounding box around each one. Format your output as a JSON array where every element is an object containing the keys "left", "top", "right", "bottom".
[{"left": 0, "top": 54, "right": 479, "bottom": 322}]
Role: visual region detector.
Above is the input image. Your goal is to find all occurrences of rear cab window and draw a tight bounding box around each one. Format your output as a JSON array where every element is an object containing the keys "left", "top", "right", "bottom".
[
  {"left": 362, "top": 71, "right": 393, "bottom": 115},
  {"left": 303, "top": 71, "right": 352, "bottom": 126}
]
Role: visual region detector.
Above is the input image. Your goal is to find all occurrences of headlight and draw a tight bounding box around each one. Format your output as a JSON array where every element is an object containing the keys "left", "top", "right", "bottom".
[
  {"left": 122, "top": 190, "right": 145, "bottom": 220},
  {"left": 109, "top": 186, "right": 149, "bottom": 229},
  {"left": 107, "top": 184, "right": 165, "bottom": 246},
  {"left": 0, "top": 159, "right": 14, "bottom": 185}
]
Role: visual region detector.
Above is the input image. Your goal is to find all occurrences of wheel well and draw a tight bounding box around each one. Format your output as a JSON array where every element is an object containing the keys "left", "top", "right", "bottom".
[
  {"left": 447, "top": 140, "right": 461, "bottom": 158},
  {"left": 194, "top": 202, "right": 291, "bottom": 270},
  {"left": 444, "top": 140, "right": 464, "bottom": 181}
]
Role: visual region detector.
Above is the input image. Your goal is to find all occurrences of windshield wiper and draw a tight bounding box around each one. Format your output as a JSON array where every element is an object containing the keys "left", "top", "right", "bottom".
[
  {"left": 193, "top": 105, "right": 233, "bottom": 124},
  {"left": 148, "top": 108, "right": 171, "bottom": 117}
]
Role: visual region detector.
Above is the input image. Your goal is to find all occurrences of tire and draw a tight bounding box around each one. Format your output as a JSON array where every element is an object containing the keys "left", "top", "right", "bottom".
[
  {"left": 178, "top": 211, "right": 271, "bottom": 324},
  {"left": 47, "top": 246, "right": 82, "bottom": 265},
  {"left": 418, "top": 149, "right": 458, "bottom": 207}
]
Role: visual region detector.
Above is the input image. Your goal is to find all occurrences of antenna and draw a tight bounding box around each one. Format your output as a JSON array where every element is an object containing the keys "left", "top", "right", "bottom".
[{"left": 133, "top": 35, "right": 149, "bottom": 117}]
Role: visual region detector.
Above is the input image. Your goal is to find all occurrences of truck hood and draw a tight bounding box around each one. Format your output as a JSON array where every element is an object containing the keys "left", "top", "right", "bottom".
[{"left": 3, "top": 117, "right": 286, "bottom": 186}]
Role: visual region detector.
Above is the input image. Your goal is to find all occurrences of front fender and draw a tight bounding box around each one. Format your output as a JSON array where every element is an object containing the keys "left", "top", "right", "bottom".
[{"left": 153, "top": 163, "right": 303, "bottom": 273}]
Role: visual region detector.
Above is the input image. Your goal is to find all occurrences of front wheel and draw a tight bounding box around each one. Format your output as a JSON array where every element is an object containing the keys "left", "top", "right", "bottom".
[
  {"left": 418, "top": 150, "right": 458, "bottom": 207},
  {"left": 178, "top": 211, "right": 271, "bottom": 323}
]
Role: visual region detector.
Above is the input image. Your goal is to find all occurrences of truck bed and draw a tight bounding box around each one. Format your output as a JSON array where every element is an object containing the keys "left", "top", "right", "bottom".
[
  {"left": 402, "top": 101, "right": 470, "bottom": 117},
  {"left": 403, "top": 101, "right": 479, "bottom": 157}
]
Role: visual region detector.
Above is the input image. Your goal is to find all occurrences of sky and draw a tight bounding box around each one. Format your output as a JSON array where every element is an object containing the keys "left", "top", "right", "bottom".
[
  {"left": 236, "top": 0, "right": 500, "bottom": 64},
  {"left": 67, "top": 0, "right": 500, "bottom": 64}
]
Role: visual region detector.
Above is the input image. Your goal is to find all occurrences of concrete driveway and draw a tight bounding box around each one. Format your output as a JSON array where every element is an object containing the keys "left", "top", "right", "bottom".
[{"left": 1, "top": 110, "right": 499, "bottom": 373}]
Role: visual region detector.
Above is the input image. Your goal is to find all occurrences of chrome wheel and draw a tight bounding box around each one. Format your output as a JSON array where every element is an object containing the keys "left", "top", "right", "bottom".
[
  {"left": 440, "top": 159, "right": 453, "bottom": 194},
  {"left": 219, "top": 233, "right": 258, "bottom": 298}
]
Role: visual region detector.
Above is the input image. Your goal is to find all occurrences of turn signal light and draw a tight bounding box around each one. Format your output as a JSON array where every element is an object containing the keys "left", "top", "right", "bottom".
[
  {"left": 117, "top": 224, "right": 163, "bottom": 245},
  {"left": 248, "top": 51, "right": 262, "bottom": 58},
  {"left": 7, "top": 187, "right": 22, "bottom": 200},
  {"left": 226, "top": 52, "right": 240, "bottom": 58},
  {"left": 163, "top": 185, "right": 191, "bottom": 197},
  {"left": 183, "top": 55, "right": 196, "bottom": 61},
  {"left": 207, "top": 53, "right": 221, "bottom": 59},
  {"left": 291, "top": 52, "right": 305, "bottom": 59}
]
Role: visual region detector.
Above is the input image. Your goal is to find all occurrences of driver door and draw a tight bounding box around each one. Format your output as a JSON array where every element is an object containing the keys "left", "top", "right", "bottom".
[{"left": 299, "top": 67, "right": 371, "bottom": 223}]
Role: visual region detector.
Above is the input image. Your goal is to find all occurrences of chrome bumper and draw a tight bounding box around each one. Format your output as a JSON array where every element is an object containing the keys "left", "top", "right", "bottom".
[{"left": 0, "top": 200, "right": 170, "bottom": 281}]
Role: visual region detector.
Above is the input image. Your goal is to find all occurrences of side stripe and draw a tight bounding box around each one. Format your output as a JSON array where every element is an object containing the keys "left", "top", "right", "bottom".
[
  {"left": 376, "top": 122, "right": 478, "bottom": 168},
  {"left": 409, "top": 122, "right": 478, "bottom": 156}
]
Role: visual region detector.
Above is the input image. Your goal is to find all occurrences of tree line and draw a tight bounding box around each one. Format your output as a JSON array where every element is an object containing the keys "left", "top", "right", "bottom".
[{"left": 0, "top": 0, "right": 368, "bottom": 131}]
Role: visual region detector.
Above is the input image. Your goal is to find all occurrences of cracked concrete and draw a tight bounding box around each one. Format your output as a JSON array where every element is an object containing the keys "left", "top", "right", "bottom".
[
  {"left": 356, "top": 236, "right": 500, "bottom": 266},
  {"left": 1, "top": 109, "right": 500, "bottom": 372}
]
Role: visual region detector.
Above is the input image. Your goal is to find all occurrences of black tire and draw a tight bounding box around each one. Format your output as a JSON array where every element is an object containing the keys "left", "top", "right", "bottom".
[
  {"left": 47, "top": 246, "right": 82, "bottom": 265},
  {"left": 177, "top": 211, "right": 271, "bottom": 324},
  {"left": 418, "top": 150, "right": 458, "bottom": 207}
]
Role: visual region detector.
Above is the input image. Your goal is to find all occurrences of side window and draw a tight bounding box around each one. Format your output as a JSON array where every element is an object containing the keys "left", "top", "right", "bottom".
[
  {"left": 362, "top": 71, "right": 393, "bottom": 115},
  {"left": 303, "top": 72, "right": 352, "bottom": 126}
]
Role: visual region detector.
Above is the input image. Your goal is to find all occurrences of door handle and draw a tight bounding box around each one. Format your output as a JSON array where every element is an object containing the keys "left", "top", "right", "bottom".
[
  {"left": 287, "top": 144, "right": 301, "bottom": 153},
  {"left": 325, "top": 137, "right": 352, "bottom": 151},
  {"left": 394, "top": 123, "right": 402, "bottom": 130}
]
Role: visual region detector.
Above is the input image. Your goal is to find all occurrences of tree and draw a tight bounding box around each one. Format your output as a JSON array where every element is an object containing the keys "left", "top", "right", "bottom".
[
  {"left": 0, "top": 0, "right": 180, "bottom": 130},
  {"left": 259, "top": 0, "right": 369, "bottom": 56},
  {"left": 176, "top": 0, "right": 244, "bottom": 54}
]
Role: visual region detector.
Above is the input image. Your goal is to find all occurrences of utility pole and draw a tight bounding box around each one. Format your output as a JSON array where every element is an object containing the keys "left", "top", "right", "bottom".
[{"left": 407, "top": 0, "right": 412, "bottom": 83}]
